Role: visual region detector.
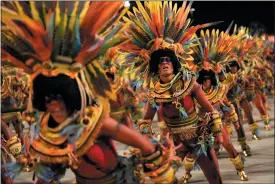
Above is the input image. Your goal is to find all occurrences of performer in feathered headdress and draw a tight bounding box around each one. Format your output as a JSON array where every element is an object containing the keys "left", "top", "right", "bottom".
[
  {"left": 101, "top": 47, "right": 139, "bottom": 130},
  {"left": 182, "top": 26, "right": 248, "bottom": 183},
  {"left": 120, "top": 1, "right": 224, "bottom": 183},
  {"left": 221, "top": 25, "right": 262, "bottom": 142},
  {"left": 1, "top": 2, "right": 176, "bottom": 183},
  {"left": 242, "top": 34, "right": 273, "bottom": 130}
]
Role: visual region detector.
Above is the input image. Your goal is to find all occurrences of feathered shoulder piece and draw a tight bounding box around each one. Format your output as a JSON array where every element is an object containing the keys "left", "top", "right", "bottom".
[
  {"left": 1, "top": 1, "right": 127, "bottom": 98},
  {"left": 192, "top": 23, "right": 241, "bottom": 73},
  {"left": 119, "top": 1, "right": 221, "bottom": 87}
]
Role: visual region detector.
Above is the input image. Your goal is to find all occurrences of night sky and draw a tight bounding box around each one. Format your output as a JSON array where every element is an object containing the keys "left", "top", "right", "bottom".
[{"left": 129, "top": 1, "right": 275, "bottom": 35}]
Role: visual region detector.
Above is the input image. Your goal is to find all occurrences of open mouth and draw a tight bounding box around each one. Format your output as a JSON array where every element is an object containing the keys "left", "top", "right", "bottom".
[
  {"left": 106, "top": 72, "right": 115, "bottom": 81},
  {"left": 162, "top": 66, "right": 169, "bottom": 70}
]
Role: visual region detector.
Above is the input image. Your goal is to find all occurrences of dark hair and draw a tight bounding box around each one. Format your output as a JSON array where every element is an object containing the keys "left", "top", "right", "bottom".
[
  {"left": 149, "top": 49, "right": 181, "bottom": 75},
  {"left": 226, "top": 60, "right": 240, "bottom": 72},
  {"left": 197, "top": 69, "right": 218, "bottom": 86},
  {"left": 32, "top": 74, "right": 81, "bottom": 112}
]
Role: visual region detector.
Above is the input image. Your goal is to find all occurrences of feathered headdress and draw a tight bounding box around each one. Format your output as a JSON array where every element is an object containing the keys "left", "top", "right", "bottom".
[
  {"left": 228, "top": 25, "right": 255, "bottom": 65},
  {"left": 1, "top": 1, "right": 127, "bottom": 111},
  {"left": 119, "top": 1, "right": 222, "bottom": 87},
  {"left": 192, "top": 22, "right": 241, "bottom": 74}
]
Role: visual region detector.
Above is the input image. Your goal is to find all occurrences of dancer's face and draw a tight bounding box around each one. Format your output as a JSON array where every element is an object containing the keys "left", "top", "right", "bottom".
[
  {"left": 203, "top": 78, "right": 212, "bottom": 89},
  {"left": 230, "top": 66, "right": 238, "bottom": 74},
  {"left": 158, "top": 56, "right": 174, "bottom": 77},
  {"left": 218, "top": 72, "right": 226, "bottom": 82},
  {"left": 45, "top": 94, "right": 68, "bottom": 124}
]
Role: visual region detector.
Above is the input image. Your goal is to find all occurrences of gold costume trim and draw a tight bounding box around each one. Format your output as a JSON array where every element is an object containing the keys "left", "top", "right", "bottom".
[
  {"left": 29, "top": 99, "right": 109, "bottom": 163},
  {"left": 1, "top": 112, "right": 22, "bottom": 122},
  {"left": 164, "top": 110, "right": 199, "bottom": 128},
  {"left": 196, "top": 85, "right": 228, "bottom": 108},
  {"left": 205, "top": 85, "right": 228, "bottom": 105},
  {"left": 150, "top": 71, "right": 196, "bottom": 103}
]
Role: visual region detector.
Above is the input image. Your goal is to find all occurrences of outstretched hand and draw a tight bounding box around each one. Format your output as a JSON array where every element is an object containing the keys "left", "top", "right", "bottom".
[{"left": 158, "top": 132, "right": 182, "bottom": 164}]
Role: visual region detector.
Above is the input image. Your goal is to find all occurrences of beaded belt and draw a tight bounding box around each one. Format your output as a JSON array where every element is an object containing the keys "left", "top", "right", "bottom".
[
  {"left": 164, "top": 110, "right": 199, "bottom": 128},
  {"left": 164, "top": 111, "right": 206, "bottom": 140}
]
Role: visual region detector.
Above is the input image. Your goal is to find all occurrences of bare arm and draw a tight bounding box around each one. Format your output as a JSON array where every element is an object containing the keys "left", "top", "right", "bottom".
[
  {"left": 100, "top": 117, "right": 155, "bottom": 156},
  {"left": 143, "top": 100, "right": 157, "bottom": 120}
]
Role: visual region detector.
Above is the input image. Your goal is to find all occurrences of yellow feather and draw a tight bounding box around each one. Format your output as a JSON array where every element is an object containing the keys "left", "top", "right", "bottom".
[
  {"left": 14, "top": 1, "right": 25, "bottom": 16},
  {"left": 79, "top": 1, "right": 90, "bottom": 26},
  {"left": 1, "top": 6, "right": 21, "bottom": 20},
  {"left": 30, "top": 1, "right": 43, "bottom": 24},
  {"left": 62, "top": 8, "right": 68, "bottom": 37},
  {"left": 69, "top": 1, "right": 79, "bottom": 31},
  {"left": 206, "top": 29, "right": 210, "bottom": 37},
  {"left": 42, "top": 3, "right": 48, "bottom": 26},
  {"left": 172, "top": 2, "right": 178, "bottom": 13},
  {"left": 179, "top": 1, "right": 192, "bottom": 29},
  {"left": 136, "top": 1, "right": 151, "bottom": 24},
  {"left": 87, "top": 64, "right": 97, "bottom": 77},
  {"left": 55, "top": 1, "right": 61, "bottom": 26}
]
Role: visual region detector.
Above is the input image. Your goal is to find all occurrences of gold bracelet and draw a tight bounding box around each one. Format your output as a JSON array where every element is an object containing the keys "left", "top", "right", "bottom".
[{"left": 137, "top": 119, "right": 154, "bottom": 135}]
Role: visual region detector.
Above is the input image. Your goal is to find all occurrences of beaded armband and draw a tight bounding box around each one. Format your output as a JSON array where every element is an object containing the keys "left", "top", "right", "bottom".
[
  {"left": 137, "top": 119, "right": 154, "bottom": 136},
  {"left": 6, "top": 135, "right": 22, "bottom": 158},
  {"left": 227, "top": 108, "right": 239, "bottom": 124},
  {"left": 142, "top": 146, "right": 176, "bottom": 184},
  {"left": 209, "top": 110, "right": 222, "bottom": 136}
]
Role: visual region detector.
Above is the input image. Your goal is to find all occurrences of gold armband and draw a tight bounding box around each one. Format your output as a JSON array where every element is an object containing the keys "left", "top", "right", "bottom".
[
  {"left": 227, "top": 109, "right": 239, "bottom": 124},
  {"left": 210, "top": 111, "right": 222, "bottom": 135},
  {"left": 142, "top": 146, "right": 176, "bottom": 184},
  {"left": 6, "top": 135, "right": 22, "bottom": 158},
  {"left": 137, "top": 119, "right": 154, "bottom": 136}
]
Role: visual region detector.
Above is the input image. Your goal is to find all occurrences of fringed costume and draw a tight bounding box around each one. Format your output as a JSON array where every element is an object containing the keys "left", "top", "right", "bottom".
[
  {"left": 120, "top": 1, "right": 224, "bottom": 183},
  {"left": 182, "top": 26, "right": 248, "bottom": 183},
  {"left": 1, "top": 2, "right": 177, "bottom": 184}
]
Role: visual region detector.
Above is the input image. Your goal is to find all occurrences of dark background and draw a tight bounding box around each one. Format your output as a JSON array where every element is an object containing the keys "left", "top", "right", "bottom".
[{"left": 129, "top": 1, "right": 275, "bottom": 35}]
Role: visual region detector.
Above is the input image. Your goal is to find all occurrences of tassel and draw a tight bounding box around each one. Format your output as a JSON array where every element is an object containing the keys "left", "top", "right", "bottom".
[
  {"left": 254, "top": 129, "right": 260, "bottom": 136},
  {"left": 222, "top": 105, "right": 232, "bottom": 112},
  {"left": 150, "top": 101, "right": 160, "bottom": 110},
  {"left": 2, "top": 162, "right": 24, "bottom": 180},
  {"left": 241, "top": 154, "right": 246, "bottom": 165},
  {"left": 193, "top": 161, "right": 201, "bottom": 171},
  {"left": 207, "top": 135, "right": 215, "bottom": 148},
  {"left": 132, "top": 80, "right": 143, "bottom": 89},
  {"left": 60, "top": 124, "right": 84, "bottom": 151},
  {"left": 30, "top": 122, "right": 40, "bottom": 144},
  {"left": 179, "top": 107, "right": 188, "bottom": 119},
  {"left": 197, "top": 141, "right": 208, "bottom": 157}
]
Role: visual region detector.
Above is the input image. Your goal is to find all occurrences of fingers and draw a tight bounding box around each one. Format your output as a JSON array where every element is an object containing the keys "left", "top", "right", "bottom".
[{"left": 175, "top": 143, "right": 184, "bottom": 150}]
